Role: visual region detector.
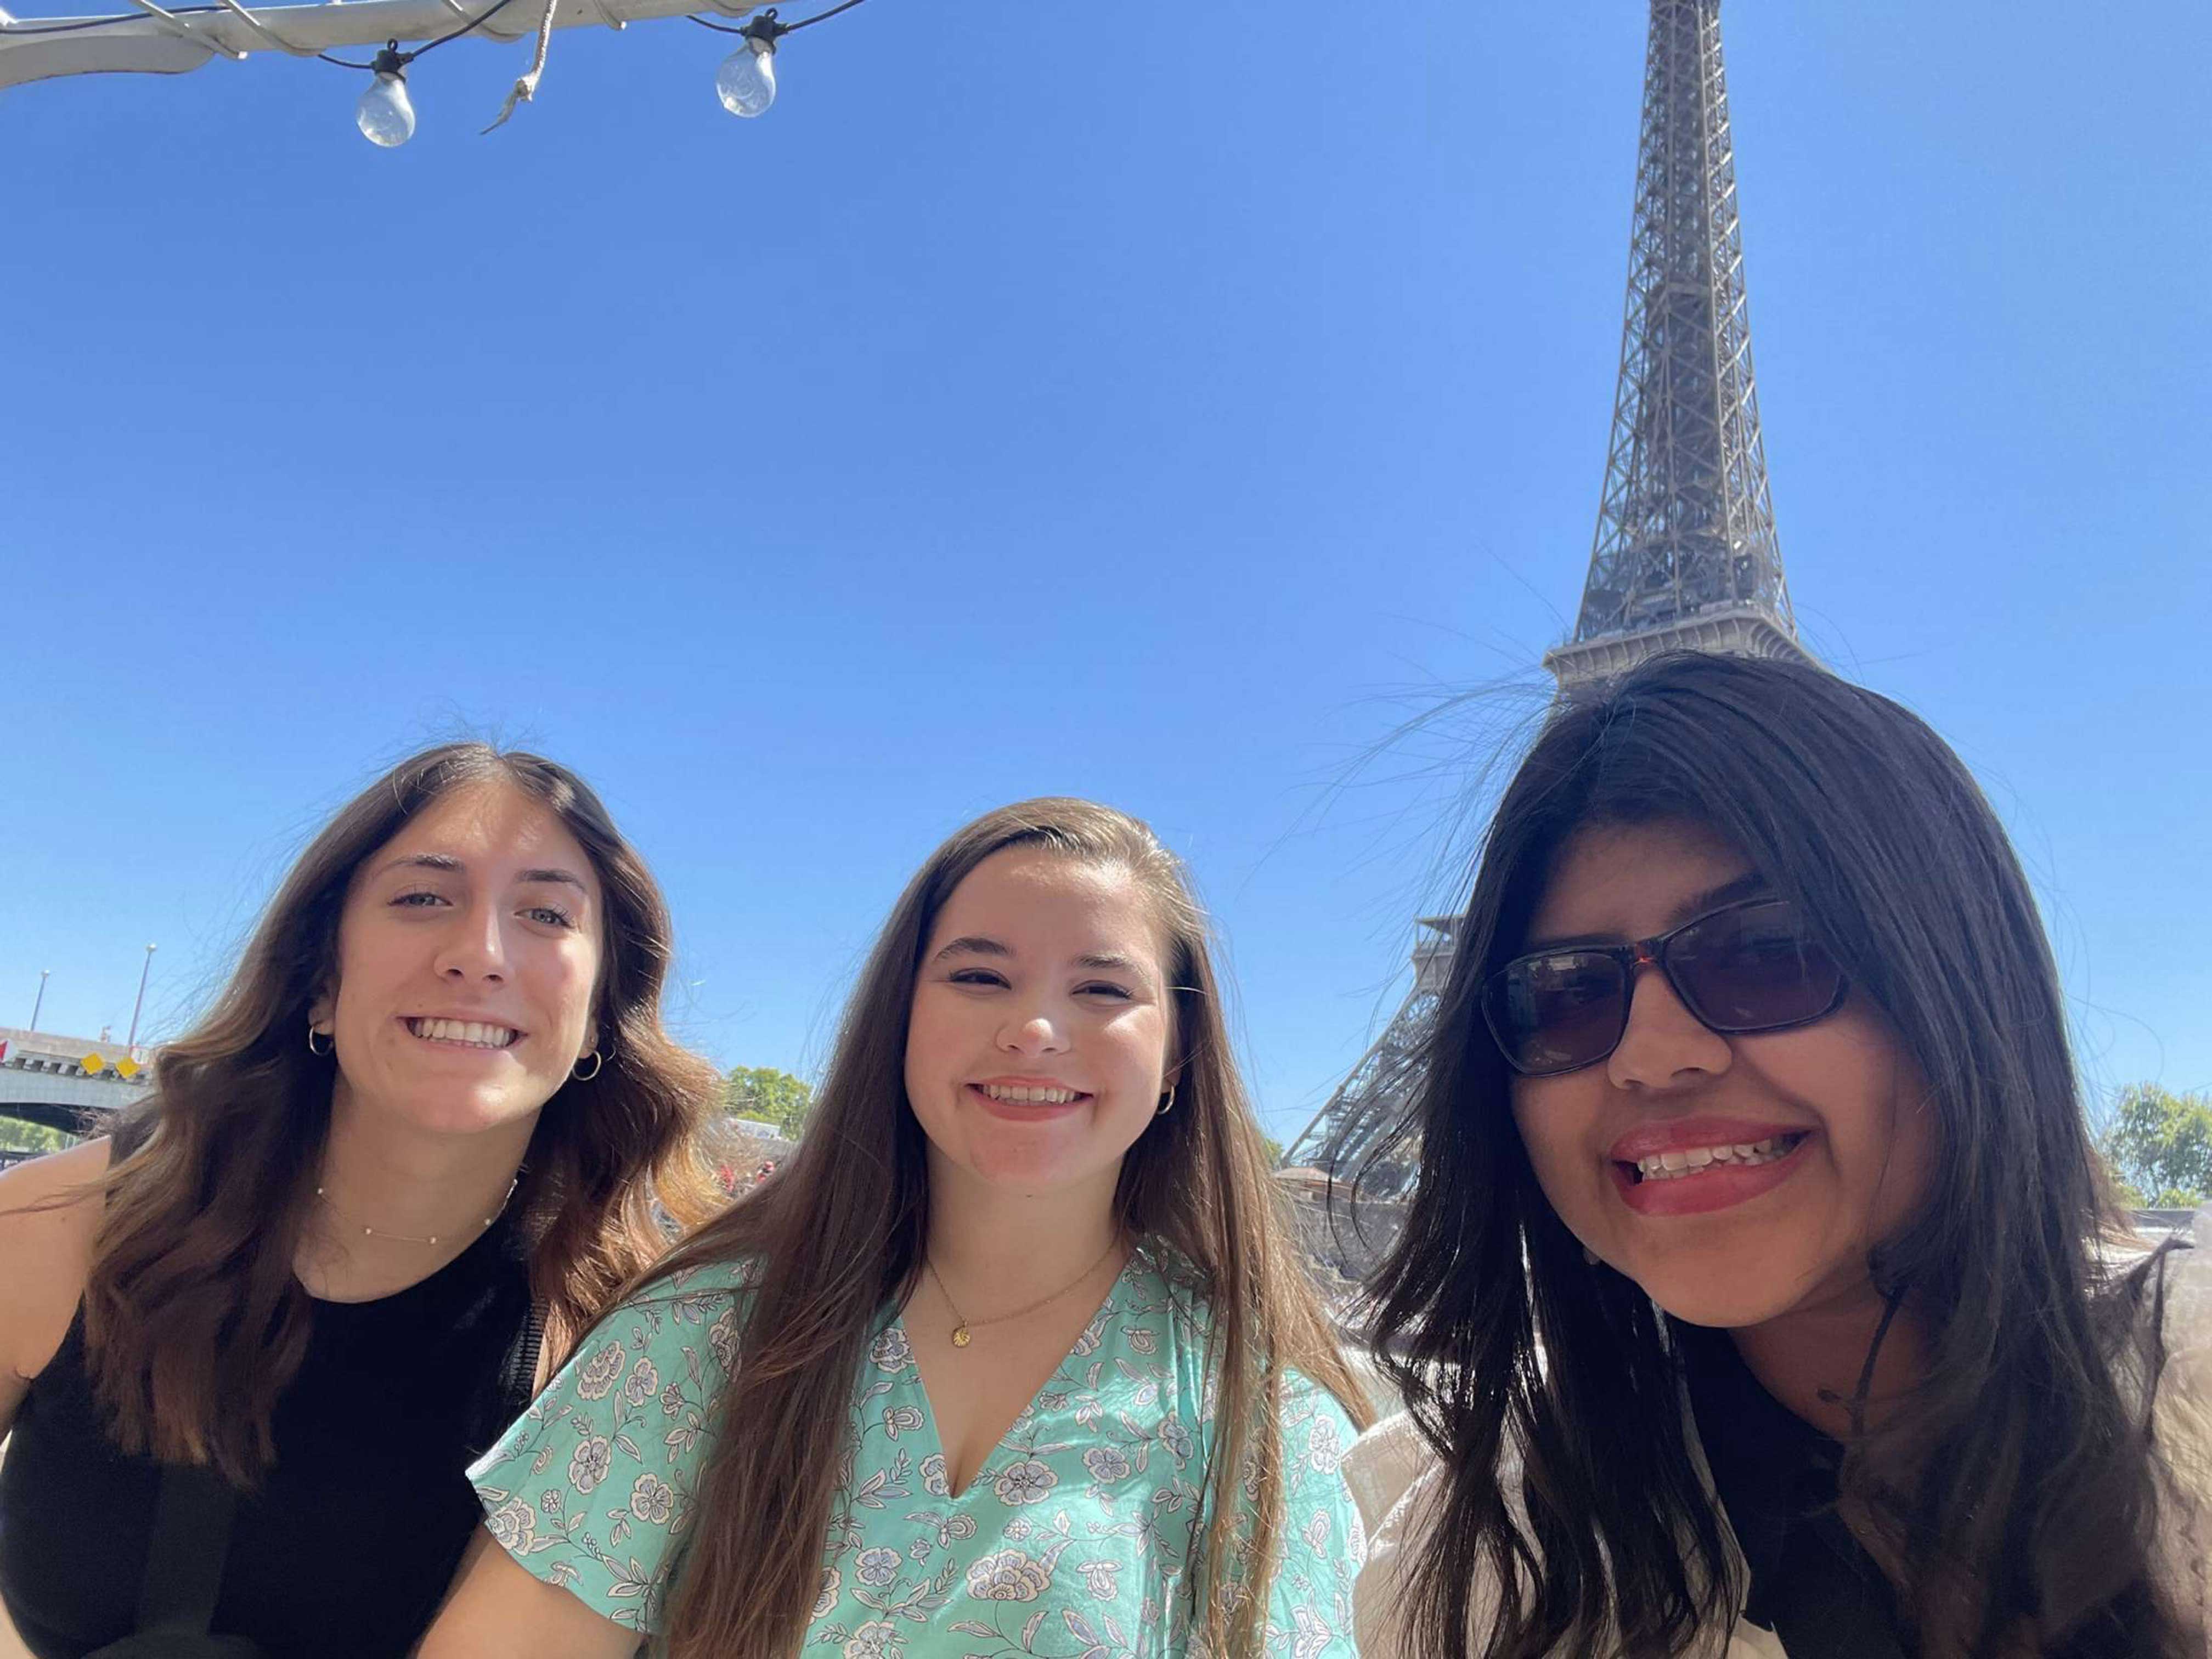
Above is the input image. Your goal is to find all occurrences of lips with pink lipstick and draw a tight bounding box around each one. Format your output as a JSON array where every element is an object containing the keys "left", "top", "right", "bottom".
[
  {"left": 967, "top": 1075, "right": 1093, "bottom": 1121},
  {"left": 1606, "top": 1116, "right": 1813, "bottom": 1216}
]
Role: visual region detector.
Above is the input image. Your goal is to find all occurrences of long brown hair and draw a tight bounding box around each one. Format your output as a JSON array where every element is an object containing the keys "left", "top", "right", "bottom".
[
  {"left": 81, "top": 742, "right": 723, "bottom": 1485},
  {"left": 1365, "top": 653, "right": 2183, "bottom": 1658},
  {"left": 642, "top": 798, "right": 1371, "bottom": 1659}
]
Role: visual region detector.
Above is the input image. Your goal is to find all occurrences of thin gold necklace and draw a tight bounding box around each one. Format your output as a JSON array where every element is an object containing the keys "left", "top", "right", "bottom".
[
  {"left": 314, "top": 1172, "right": 520, "bottom": 1248},
  {"left": 924, "top": 1235, "right": 1124, "bottom": 1349}
]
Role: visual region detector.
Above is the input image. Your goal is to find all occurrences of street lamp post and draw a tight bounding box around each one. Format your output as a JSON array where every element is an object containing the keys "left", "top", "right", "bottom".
[
  {"left": 30, "top": 969, "right": 50, "bottom": 1032},
  {"left": 127, "top": 945, "right": 156, "bottom": 1049}
]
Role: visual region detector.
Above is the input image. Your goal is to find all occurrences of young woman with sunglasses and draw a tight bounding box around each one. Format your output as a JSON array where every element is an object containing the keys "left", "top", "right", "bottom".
[
  {"left": 1343, "top": 652, "right": 2210, "bottom": 1659},
  {"left": 425, "top": 799, "right": 1373, "bottom": 1659}
]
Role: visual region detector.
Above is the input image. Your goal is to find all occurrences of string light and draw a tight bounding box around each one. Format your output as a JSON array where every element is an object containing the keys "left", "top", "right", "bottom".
[
  {"left": 354, "top": 44, "right": 414, "bottom": 145},
  {"left": 690, "top": 0, "right": 867, "bottom": 122},
  {"left": 714, "top": 10, "right": 779, "bottom": 117}
]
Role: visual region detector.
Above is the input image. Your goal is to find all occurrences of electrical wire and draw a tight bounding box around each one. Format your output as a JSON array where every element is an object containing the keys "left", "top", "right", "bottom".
[
  {"left": 406, "top": 0, "right": 523, "bottom": 58},
  {"left": 780, "top": 0, "right": 867, "bottom": 32},
  {"left": 311, "top": 0, "right": 521, "bottom": 69},
  {"left": 686, "top": 0, "right": 865, "bottom": 39}
]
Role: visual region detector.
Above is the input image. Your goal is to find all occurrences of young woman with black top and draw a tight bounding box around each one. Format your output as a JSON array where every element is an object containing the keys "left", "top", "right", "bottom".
[
  {"left": 0, "top": 743, "right": 720, "bottom": 1658},
  {"left": 1342, "top": 652, "right": 2211, "bottom": 1659}
]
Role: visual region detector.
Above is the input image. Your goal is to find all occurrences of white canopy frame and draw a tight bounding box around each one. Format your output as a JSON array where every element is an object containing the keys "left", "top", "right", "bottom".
[{"left": 0, "top": 0, "right": 758, "bottom": 93}]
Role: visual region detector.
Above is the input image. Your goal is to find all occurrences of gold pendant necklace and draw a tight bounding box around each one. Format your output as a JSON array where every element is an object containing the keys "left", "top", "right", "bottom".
[
  {"left": 924, "top": 1235, "right": 1123, "bottom": 1349},
  {"left": 315, "top": 1171, "right": 520, "bottom": 1247}
]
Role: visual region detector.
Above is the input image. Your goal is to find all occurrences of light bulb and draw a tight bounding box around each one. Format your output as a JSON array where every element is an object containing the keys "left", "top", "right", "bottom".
[
  {"left": 357, "top": 68, "right": 416, "bottom": 147},
  {"left": 716, "top": 39, "right": 777, "bottom": 117}
]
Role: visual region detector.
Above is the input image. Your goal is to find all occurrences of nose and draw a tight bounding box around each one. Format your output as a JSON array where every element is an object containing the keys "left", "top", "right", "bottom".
[
  {"left": 1605, "top": 960, "right": 1730, "bottom": 1093},
  {"left": 433, "top": 900, "right": 508, "bottom": 985},
  {"left": 995, "top": 1000, "right": 1069, "bottom": 1058}
]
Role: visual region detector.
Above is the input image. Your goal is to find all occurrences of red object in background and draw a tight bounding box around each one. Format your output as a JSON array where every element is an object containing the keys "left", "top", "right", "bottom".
[
  {"left": 0, "top": 1040, "right": 10, "bottom": 1063},
  {"left": 715, "top": 1161, "right": 737, "bottom": 1195}
]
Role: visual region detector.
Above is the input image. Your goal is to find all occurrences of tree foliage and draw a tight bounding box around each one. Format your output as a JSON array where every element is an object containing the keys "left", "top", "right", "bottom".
[
  {"left": 721, "top": 1065, "right": 814, "bottom": 1139},
  {"left": 0, "top": 1118, "right": 73, "bottom": 1157},
  {"left": 2099, "top": 1082, "right": 2212, "bottom": 1209}
]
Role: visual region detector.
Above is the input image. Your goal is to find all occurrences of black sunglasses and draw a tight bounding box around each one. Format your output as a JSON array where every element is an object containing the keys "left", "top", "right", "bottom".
[{"left": 1481, "top": 896, "right": 1849, "bottom": 1077}]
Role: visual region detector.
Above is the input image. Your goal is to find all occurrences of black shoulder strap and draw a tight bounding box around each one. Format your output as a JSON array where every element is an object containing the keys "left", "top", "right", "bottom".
[
  {"left": 133, "top": 1461, "right": 238, "bottom": 1637},
  {"left": 501, "top": 1300, "right": 547, "bottom": 1419}
]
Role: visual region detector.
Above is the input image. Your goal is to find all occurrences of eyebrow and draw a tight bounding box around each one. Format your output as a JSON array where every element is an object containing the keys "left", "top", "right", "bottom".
[
  {"left": 373, "top": 854, "right": 590, "bottom": 893},
  {"left": 933, "top": 936, "right": 1011, "bottom": 962},
  {"left": 1072, "top": 952, "right": 1143, "bottom": 974},
  {"left": 929, "top": 937, "right": 1147, "bottom": 976},
  {"left": 517, "top": 867, "right": 591, "bottom": 892},
  {"left": 1523, "top": 872, "right": 1773, "bottom": 953}
]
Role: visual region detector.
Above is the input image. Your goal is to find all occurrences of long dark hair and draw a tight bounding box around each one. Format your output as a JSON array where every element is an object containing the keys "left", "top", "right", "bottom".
[
  {"left": 1365, "top": 652, "right": 2183, "bottom": 1658},
  {"left": 640, "top": 798, "right": 1373, "bottom": 1659},
  {"left": 82, "top": 742, "right": 723, "bottom": 1484}
]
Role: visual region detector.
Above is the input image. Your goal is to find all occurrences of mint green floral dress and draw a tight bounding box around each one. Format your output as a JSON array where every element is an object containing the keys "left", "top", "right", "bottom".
[{"left": 469, "top": 1246, "right": 1364, "bottom": 1657}]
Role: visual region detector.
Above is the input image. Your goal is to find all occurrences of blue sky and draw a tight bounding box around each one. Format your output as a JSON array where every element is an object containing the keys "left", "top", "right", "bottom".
[{"left": 3, "top": 2, "right": 2207, "bottom": 1142}]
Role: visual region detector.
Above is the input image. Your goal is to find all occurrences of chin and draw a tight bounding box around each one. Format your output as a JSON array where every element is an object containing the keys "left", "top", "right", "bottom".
[{"left": 1629, "top": 1260, "right": 1812, "bottom": 1330}]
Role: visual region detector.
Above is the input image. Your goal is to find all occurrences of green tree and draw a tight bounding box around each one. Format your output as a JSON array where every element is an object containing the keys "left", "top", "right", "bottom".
[
  {"left": 722, "top": 1065, "right": 815, "bottom": 1139},
  {"left": 2099, "top": 1083, "right": 2212, "bottom": 1209},
  {"left": 0, "top": 1118, "right": 73, "bottom": 1157}
]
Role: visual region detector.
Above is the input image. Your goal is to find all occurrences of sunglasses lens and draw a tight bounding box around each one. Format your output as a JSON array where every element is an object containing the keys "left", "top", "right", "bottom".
[
  {"left": 1485, "top": 952, "right": 1629, "bottom": 1075},
  {"left": 1669, "top": 900, "right": 1843, "bottom": 1031}
]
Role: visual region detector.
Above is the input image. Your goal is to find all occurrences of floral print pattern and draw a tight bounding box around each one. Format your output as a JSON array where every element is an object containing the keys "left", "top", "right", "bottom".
[{"left": 470, "top": 1250, "right": 1365, "bottom": 1654}]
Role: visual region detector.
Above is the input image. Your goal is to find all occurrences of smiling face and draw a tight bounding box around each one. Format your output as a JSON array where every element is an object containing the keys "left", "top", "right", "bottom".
[
  {"left": 314, "top": 780, "right": 606, "bottom": 1142},
  {"left": 904, "top": 848, "right": 1176, "bottom": 1205},
  {"left": 1508, "top": 818, "right": 1936, "bottom": 1328}
]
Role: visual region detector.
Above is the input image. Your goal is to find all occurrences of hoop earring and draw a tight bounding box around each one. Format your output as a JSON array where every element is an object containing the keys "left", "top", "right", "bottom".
[
  {"left": 306, "top": 1021, "right": 334, "bottom": 1058},
  {"left": 572, "top": 1050, "right": 606, "bottom": 1082},
  {"left": 1155, "top": 1084, "right": 1175, "bottom": 1117}
]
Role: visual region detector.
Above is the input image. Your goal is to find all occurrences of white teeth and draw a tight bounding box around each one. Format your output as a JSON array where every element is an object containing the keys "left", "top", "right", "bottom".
[
  {"left": 979, "top": 1084, "right": 1079, "bottom": 1105},
  {"left": 1632, "top": 1133, "right": 1803, "bottom": 1182},
  {"left": 408, "top": 1018, "right": 517, "bottom": 1049}
]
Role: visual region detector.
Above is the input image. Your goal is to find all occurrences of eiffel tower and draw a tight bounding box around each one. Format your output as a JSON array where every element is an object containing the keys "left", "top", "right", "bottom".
[{"left": 1283, "top": 0, "right": 1810, "bottom": 1223}]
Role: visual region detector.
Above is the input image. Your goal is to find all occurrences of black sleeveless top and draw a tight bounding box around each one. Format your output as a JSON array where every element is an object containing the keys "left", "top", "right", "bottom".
[{"left": 0, "top": 1217, "right": 535, "bottom": 1659}]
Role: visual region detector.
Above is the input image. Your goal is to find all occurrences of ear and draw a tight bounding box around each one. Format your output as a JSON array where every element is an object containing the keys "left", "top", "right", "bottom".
[
  {"left": 306, "top": 990, "right": 334, "bottom": 1034},
  {"left": 581, "top": 1017, "right": 601, "bottom": 1062}
]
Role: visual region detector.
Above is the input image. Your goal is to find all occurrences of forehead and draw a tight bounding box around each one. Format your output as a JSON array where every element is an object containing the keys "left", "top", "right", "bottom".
[
  {"left": 362, "top": 780, "right": 599, "bottom": 893},
  {"left": 928, "top": 848, "right": 1165, "bottom": 964},
  {"left": 1526, "top": 817, "right": 1754, "bottom": 941}
]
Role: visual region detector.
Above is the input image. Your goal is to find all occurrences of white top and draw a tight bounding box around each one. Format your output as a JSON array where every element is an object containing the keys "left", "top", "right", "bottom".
[{"left": 1343, "top": 1216, "right": 2212, "bottom": 1658}]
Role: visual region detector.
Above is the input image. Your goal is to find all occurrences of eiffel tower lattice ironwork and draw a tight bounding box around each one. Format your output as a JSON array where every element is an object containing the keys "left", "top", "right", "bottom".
[{"left": 1283, "top": 0, "right": 1810, "bottom": 1217}]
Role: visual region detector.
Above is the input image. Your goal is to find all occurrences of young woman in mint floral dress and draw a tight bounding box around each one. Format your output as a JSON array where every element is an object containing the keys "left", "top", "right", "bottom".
[{"left": 426, "top": 799, "right": 1375, "bottom": 1659}]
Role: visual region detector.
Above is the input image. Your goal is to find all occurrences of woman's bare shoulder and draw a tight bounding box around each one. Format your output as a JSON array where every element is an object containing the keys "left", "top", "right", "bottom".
[{"left": 0, "top": 1137, "right": 111, "bottom": 1380}]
